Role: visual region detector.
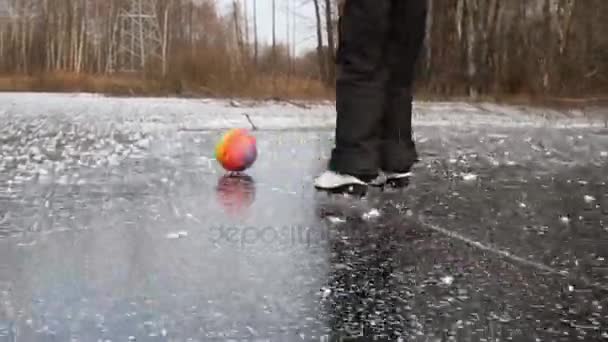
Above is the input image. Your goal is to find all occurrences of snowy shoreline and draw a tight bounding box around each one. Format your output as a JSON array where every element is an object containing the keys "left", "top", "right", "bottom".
[{"left": 0, "top": 92, "right": 606, "bottom": 131}]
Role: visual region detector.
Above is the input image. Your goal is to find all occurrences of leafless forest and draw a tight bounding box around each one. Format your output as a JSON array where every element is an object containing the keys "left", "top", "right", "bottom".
[{"left": 0, "top": 0, "right": 606, "bottom": 100}]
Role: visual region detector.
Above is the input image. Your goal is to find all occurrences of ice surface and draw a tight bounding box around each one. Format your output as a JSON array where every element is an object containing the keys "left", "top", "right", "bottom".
[
  {"left": 441, "top": 275, "right": 455, "bottom": 285},
  {"left": 326, "top": 216, "right": 346, "bottom": 224},
  {"left": 1, "top": 92, "right": 607, "bottom": 341},
  {"left": 166, "top": 231, "right": 188, "bottom": 239},
  {"left": 1, "top": 93, "right": 606, "bottom": 133},
  {"left": 584, "top": 195, "right": 596, "bottom": 203},
  {"left": 462, "top": 173, "right": 478, "bottom": 181},
  {"left": 362, "top": 208, "right": 381, "bottom": 220}
]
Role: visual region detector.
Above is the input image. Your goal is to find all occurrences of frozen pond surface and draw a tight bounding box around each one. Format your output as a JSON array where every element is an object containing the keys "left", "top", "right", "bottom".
[{"left": 0, "top": 93, "right": 607, "bottom": 341}]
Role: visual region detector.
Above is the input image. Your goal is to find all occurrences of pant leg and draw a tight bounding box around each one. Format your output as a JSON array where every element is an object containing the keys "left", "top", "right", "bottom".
[
  {"left": 380, "top": 0, "right": 427, "bottom": 173},
  {"left": 328, "top": 0, "right": 393, "bottom": 177}
]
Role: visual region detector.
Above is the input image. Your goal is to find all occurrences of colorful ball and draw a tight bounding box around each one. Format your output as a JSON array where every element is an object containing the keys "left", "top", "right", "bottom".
[{"left": 215, "top": 128, "right": 257, "bottom": 172}]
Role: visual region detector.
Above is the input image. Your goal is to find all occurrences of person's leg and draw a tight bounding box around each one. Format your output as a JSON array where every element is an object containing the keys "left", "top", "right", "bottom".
[
  {"left": 315, "top": 0, "right": 393, "bottom": 192},
  {"left": 380, "top": 0, "right": 427, "bottom": 178}
]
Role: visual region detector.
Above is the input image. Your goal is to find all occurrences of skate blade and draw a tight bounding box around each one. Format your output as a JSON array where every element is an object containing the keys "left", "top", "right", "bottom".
[
  {"left": 384, "top": 177, "right": 410, "bottom": 189},
  {"left": 314, "top": 183, "right": 368, "bottom": 197}
]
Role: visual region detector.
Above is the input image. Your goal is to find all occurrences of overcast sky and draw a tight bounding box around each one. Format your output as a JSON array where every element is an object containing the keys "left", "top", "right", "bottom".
[{"left": 216, "top": 0, "right": 317, "bottom": 55}]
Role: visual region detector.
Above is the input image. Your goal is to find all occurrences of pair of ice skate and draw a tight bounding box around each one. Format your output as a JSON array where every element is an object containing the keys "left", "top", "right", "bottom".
[{"left": 314, "top": 168, "right": 412, "bottom": 196}]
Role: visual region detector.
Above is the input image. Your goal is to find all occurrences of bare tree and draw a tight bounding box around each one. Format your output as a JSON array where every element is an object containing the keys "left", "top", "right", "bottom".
[
  {"left": 323, "top": 0, "right": 335, "bottom": 84},
  {"left": 253, "top": 0, "right": 258, "bottom": 66},
  {"left": 312, "top": 0, "right": 327, "bottom": 85},
  {"left": 425, "top": 0, "right": 434, "bottom": 72},
  {"left": 161, "top": 1, "right": 170, "bottom": 76},
  {"left": 0, "top": 0, "right": 606, "bottom": 99},
  {"left": 271, "top": 0, "right": 277, "bottom": 93}
]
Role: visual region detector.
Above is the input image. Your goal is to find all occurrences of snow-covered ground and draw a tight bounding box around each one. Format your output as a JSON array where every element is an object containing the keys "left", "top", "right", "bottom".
[{"left": 0, "top": 92, "right": 606, "bottom": 132}]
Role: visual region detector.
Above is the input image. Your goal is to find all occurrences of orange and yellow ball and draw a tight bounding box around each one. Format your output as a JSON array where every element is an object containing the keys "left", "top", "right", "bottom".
[{"left": 215, "top": 128, "right": 257, "bottom": 172}]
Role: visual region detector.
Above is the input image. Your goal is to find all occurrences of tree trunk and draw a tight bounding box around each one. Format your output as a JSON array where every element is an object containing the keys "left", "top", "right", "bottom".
[
  {"left": 558, "top": 0, "right": 577, "bottom": 56},
  {"left": 286, "top": 0, "right": 291, "bottom": 82},
  {"left": 106, "top": 2, "right": 119, "bottom": 74},
  {"left": 253, "top": 0, "right": 258, "bottom": 66},
  {"left": 425, "top": 0, "right": 434, "bottom": 73},
  {"left": 324, "top": 0, "right": 335, "bottom": 85},
  {"left": 272, "top": 0, "right": 276, "bottom": 57},
  {"left": 312, "top": 0, "right": 327, "bottom": 85},
  {"left": 543, "top": 0, "right": 552, "bottom": 92},
  {"left": 464, "top": 0, "right": 478, "bottom": 97},
  {"left": 272, "top": 0, "right": 276, "bottom": 92},
  {"left": 243, "top": 0, "right": 249, "bottom": 56},
  {"left": 291, "top": 0, "right": 296, "bottom": 75},
  {"left": 162, "top": 3, "right": 169, "bottom": 77},
  {"left": 0, "top": 25, "right": 4, "bottom": 67},
  {"left": 21, "top": 13, "right": 28, "bottom": 73},
  {"left": 76, "top": 0, "right": 87, "bottom": 74},
  {"left": 138, "top": 0, "right": 146, "bottom": 71},
  {"left": 232, "top": 0, "right": 244, "bottom": 69}
]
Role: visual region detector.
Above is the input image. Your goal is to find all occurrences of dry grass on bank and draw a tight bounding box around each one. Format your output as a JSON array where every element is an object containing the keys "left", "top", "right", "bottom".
[
  {"left": 0, "top": 72, "right": 606, "bottom": 111},
  {"left": 0, "top": 72, "right": 332, "bottom": 100},
  {"left": 0, "top": 73, "right": 160, "bottom": 95}
]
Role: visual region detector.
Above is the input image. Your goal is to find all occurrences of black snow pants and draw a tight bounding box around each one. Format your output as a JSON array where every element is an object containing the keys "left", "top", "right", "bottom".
[{"left": 329, "top": 0, "right": 427, "bottom": 179}]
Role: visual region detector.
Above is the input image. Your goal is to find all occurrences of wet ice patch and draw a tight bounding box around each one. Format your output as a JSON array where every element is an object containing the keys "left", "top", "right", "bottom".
[
  {"left": 56, "top": 175, "right": 69, "bottom": 185},
  {"left": 321, "top": 287, "right": 331, "bottom": 299},
  {"left": 362, "top": 209, "right": 381, "bottom": 220},
  {"left": 523, "top": 225, "right": 549, "bottom": 235},
  {"left": 166, "top": 231, "right": 188, "bottom": 239},
  {"left": 0, "top": 212, "right": 9, "bottom": 225},
  {"left": 0, "top": 321, "right": 14, "bottom": 338},
  {"left": 326, "top": 216, "right": 346, "bottom": 224},
  {"left": 17, "top": 240, "right": 37, "bottom": 247},
  {"left": 441, "top": 275, "right": 454, "bottom": 285},
  {"left": 462, "top": 173, "right": 478, "bottom": 181},
  {"left": 135, "top": 137, "right": 151, "bottom": 150},
  {"left": 584, "top": 195, "right": 596, "bottom": 203},
  {"left": 185, "top": 213, "right": 201, "bottom": 223},
  {"left": 107, "top": 154, "right": 120, "bottom": 166}
]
